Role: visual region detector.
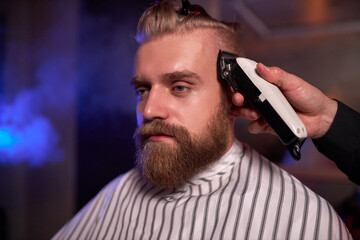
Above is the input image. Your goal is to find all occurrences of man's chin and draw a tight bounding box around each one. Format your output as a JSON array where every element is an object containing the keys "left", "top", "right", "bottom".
[{"left": 136, "top": 144, "right": 186, "bottom": 189}]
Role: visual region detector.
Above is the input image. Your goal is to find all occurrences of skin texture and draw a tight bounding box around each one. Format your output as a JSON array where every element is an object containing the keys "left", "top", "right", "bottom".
[
  {"left": 231, "top": 63, "right": 338, "bottom": 139},
  {"left": 133, "top": 29, "right": 235, "bottom": 151}
]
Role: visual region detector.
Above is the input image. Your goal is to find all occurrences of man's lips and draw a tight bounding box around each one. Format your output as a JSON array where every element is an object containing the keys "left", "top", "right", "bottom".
[{"left": 146, "top": 133, "right": 174, "bottom": 141}]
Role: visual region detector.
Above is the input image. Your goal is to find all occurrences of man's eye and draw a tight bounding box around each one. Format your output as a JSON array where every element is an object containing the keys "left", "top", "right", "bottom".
[
  {"left": 174, "top": 86, "right": 188, "bottom": 92},
  {"left": 135, "top": 88, "right": 148, "bottom": 96}
]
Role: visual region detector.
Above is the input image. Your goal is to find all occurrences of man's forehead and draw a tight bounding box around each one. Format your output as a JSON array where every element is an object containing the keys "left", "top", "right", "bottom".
[
  {"left": 135, "top": 31, "right": 220, "bottom": 78},
  {"left": 136, "top": 29, "right": 220, "bottom": 57},
  {"left": 133, "top": 29, "right": 221, "bottom": 87}
]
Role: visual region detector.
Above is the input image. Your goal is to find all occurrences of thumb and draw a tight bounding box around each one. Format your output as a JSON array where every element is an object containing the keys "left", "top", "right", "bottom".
[{"left": 256, "top": 63, "right": 302, "bottom": 92}]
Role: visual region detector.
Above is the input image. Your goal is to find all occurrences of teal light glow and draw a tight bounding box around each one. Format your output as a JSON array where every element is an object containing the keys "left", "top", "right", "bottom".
[{"left": 0, "top": 129, "right": 16, "bottom": 148}]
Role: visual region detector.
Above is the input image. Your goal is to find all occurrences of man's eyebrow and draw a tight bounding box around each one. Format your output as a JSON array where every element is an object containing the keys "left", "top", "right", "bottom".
[
  {"left": 131, "top": 71, "right": 201, "bottom": 86},
  {"left": 162, "top": 71, "right": 201, "bottom": 82},
  {"left": 130, "top": 75, "right": 146, "bottom": 86}
]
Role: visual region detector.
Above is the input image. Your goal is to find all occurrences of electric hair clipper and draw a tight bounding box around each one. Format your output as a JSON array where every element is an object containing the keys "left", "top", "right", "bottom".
[{"left": 217, "top": 50, "right": 307, "bottom": 160}]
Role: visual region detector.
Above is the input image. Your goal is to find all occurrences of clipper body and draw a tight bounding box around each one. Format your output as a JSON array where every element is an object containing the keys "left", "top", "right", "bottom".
[{"left": 217, "top": 50, "right": 307, "bottom": 160}]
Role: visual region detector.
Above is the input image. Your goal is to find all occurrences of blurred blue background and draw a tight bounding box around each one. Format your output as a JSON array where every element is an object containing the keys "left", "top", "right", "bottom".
[
  {"left": 0, "top": 0, "right": 359, "bottom": 239},
  {"left": 0, "top": 0, "right": 141, "bottom": 238}
]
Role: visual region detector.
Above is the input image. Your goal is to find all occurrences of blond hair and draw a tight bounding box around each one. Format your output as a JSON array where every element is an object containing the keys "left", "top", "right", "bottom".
[{"left": 136, "top": 0, "right": 243, "bottom": 56}]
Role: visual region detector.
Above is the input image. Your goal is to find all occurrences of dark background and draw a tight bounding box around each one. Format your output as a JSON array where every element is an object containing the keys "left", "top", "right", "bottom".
[{"left": 0, "top": 0, "right": 359, "bottom": 239}]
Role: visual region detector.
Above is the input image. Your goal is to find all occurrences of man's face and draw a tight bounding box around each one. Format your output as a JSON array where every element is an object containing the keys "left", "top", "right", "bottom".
[{"left": 132, "top": 30, "right": 234, "bottom": 188}]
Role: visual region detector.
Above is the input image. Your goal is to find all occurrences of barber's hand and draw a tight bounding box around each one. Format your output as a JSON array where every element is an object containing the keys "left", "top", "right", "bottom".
[{"left": 231, "top": 63, "right": 338, "bottom": 139}]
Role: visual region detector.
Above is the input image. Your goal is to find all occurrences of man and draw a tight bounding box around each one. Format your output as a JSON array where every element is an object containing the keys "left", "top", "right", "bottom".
[
  {"left": 53, "top": 1, "right": 352, "bottom": 239},
  {"left": 234, "top": 63, "right": 360, "bottom": 185}
]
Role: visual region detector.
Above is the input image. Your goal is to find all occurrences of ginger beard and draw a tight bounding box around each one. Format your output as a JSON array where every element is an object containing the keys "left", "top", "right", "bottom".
[{"left": 134, "top": 103, "right": 230, "bottom": 189}]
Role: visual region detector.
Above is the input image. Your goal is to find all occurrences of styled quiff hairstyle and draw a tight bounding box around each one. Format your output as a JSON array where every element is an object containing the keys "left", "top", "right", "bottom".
[{"left": 136, "top": 0, "right": 244, "bottom": 56}]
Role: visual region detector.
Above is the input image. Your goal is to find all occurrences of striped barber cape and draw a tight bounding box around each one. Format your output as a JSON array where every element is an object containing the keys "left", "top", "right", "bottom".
[{"left": 53, "top": 140, "right": 352, "bottom": 240}]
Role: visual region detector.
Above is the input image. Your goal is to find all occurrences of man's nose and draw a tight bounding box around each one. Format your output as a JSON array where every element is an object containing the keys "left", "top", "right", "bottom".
[{"left": 142, "top": 88, "right": 169, "bottom": 121}]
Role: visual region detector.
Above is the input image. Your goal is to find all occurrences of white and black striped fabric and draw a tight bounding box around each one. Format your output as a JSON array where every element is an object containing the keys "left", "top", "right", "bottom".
[{"left": 53, "top": 140, "right": 352, "bottom": 240}]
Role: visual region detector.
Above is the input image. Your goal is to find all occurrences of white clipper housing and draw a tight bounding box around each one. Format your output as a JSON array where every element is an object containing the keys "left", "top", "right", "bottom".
[{"left": 217, "top": 50, "right": 307, "bottom": 160}]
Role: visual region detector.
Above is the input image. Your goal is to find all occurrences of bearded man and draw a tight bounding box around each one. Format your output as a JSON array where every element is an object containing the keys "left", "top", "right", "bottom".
[{"left": 53, "top": 1, "right": 352, "bottom": 239}]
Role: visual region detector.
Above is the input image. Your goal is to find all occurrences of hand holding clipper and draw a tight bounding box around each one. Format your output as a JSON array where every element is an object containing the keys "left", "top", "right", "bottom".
[{"left": 217, "top": 50, "right": 307, "bottom": 160}]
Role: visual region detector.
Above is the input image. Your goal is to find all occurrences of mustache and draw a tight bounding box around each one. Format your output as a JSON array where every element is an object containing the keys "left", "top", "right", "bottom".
[{"left": 133, "top": 120, "right": 190, "bottom": 145}]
